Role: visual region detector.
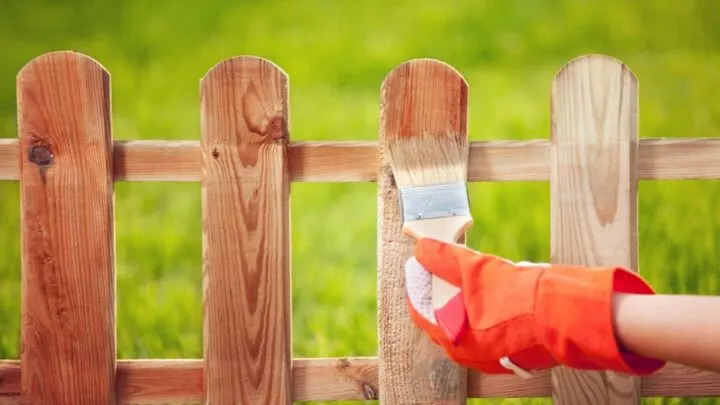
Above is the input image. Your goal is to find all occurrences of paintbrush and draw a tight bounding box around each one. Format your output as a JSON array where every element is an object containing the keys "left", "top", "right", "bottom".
[{"left": 385, "top": 131, "right": 472, "bottom": 344}]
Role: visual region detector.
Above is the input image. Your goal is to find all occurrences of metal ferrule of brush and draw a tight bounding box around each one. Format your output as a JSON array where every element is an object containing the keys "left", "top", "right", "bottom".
[{"left": 398, "top": 183, "right": 470, "bottom": 222}]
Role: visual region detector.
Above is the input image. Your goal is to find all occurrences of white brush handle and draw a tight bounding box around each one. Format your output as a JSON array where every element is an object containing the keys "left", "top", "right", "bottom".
[{"left": 403, "top": 216, "right": 473, "bottom": 309}]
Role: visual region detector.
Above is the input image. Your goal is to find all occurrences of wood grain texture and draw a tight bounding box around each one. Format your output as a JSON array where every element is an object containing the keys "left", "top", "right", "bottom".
[
  {"left": 0, "top": 138, "right": 16, "bottom": 179},
  {"left": 378, "top": 58, "right": 468, "bottom": 404},
  {"left": 291, "top": 357, "right": 379, "bottom": 401},
  {"left": 2, "top": 138, "right": 720, "bottom": 182},
  {"left": 200, "top": 56, "right": 292, "bottom": 404},
  {"left": 1, "top": 359, "right": 718, "bottom": 403},
  {"left": 550, "top": 54, "right": 640, "bottom": 405},
  {"left": 16, "top": 51, "right": 116, "bottom": 405}
]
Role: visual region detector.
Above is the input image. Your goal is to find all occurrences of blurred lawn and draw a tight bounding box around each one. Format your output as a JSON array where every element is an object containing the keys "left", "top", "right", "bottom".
[{"left": 1, "top": 0, "right": 720, "bottom": 404}]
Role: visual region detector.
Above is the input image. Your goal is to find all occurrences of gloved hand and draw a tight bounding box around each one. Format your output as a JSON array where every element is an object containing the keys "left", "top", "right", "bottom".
[{"left": 404, "top": 237, "right": 666, "bottom": 377}]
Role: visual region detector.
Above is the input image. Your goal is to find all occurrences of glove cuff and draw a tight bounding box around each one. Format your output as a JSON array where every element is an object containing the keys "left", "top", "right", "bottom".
[{"left": 534, "top": 265, "right": 666, "bottom": 375}]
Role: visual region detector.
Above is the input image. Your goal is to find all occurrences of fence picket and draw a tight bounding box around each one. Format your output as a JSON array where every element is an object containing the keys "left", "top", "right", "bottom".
[
  {"left": 550, "top": 55, "right": 641, "bottom": 405},
  {"left": 200, "top": 56, "right": 292, "bottom": 404},
  {"left": 17, "top": 51, "right": 116, "bottom": 405},
  {"left": 378, "top": 58, "right": 469, "bottom": 403}
]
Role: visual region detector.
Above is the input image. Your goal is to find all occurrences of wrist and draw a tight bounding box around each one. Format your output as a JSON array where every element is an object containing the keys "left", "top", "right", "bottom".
[{"left": 533, "top": 265, "right": 666, "bottom": 375}]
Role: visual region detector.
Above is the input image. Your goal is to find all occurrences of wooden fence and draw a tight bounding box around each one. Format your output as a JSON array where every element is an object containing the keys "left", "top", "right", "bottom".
[{"left": 0, "top": 50, "right": 719, "bottom": 405}]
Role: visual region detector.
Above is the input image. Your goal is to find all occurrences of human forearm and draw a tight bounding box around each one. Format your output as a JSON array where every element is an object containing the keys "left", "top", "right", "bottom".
[
  {"left": 405, "top": 238, "right": 720, "bottom": 377},
  {"left": 612, "top": 293, "right": 720, "bottom": 373}
]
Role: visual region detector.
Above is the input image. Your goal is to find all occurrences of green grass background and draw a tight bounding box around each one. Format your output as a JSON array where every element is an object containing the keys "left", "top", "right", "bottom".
[{"left": 1, "top": 0, "right": 719, "bottom": 404}]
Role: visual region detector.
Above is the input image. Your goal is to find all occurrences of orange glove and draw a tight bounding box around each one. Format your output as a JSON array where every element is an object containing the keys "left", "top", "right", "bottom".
[{"left": 404, "top": 237, "right": 666, "bottom": 378}]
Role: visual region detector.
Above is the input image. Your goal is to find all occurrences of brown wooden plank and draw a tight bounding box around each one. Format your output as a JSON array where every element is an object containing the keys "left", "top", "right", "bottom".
[
  {"left": 0, "top": 139, "right": 16, "bottom": 180},
  {"left": 116, "top": 359, "right": 203, "bottom": 404},
  {"left": 3, "top": 138, "right": 720, "bottom": 182},
  {"left": 1, "top": 359, "right": 719, "bottom": 403},
  {"left": 377, "top": 58, "right": 468, "bottom": 404},
  {"left": 113, "top": 140, "right": 201, "bottom": 182},
  {"left": 550, "top": 55, "right": 640, "bottom": 405},
  {"left": 16, "top": 50, "right": 116, "bottom": 405},
  {"left": 291, "top": 357, "right": 379, "bottom": 401},
  {"left": 639, "top": 362, "right": 720, "bottom": 397},
  {"left": 111, "top": 140, "right": 379, "bottom": 183},
  {"left": 289, "top": 141, "right": 378, "bottom": 182},
  {"left": 200, "top": 56, "right": 292, "bottom": 404}
]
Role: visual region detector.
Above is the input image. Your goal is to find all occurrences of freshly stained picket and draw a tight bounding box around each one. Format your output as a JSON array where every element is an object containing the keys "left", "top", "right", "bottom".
[
  {"left": 200, "top": 56, "right": 292, "bottom": 405},
  {"left": 17, "top": 51, "right": 116, "bottom": 405},
  {"left": 378, "top": 58, "right": 469, "bottom": 404}
]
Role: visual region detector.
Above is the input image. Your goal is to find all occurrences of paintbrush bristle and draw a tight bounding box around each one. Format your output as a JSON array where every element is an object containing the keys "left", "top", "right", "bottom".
[{"left": 384, "top": 132, "right": 469, "bottom": 188}]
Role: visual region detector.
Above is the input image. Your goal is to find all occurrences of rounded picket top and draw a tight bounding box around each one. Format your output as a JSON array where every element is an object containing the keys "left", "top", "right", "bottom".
[
  {"left": 200, "top": 55, "right": 288, "bottom": 83},
  {"left": 550, "top": 53, "right": 639, "bottom": 145},
  {"left": 200, "top": 55, "right": 290, "bottom": 147},
  {"left": 379, "top": 58, "right": 469, "bottom": 142},
  {"left": 17, "top": 50, "right": 109, "bottom": 80},
  {"left": 550, "top": 53, "right": 638, "bottom": 116},
  {"left": 380, "top": 57, "right": 468, "bottom": 92},
  {"left": 16, "top": 49, "right": 112, "bottom": 150},
  {"left": 552, "top": 53, "right": 637, "bottom": 85}
]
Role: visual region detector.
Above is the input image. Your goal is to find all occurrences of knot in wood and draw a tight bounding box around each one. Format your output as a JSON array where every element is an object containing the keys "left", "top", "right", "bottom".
[
  {"left": 29, "top": 145, "right": 53, "bottom": 166},
  {"left": 266, "top": 116, "right": 288, "bottom": 142},
  {"left": 362, "top": 382, "right": 378, "bottom": 400}
]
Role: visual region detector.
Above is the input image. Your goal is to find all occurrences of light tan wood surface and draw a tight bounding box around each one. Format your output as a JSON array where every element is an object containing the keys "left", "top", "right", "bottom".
[{"left": 550, "top": 55, "right": 641, "bottom": 405}]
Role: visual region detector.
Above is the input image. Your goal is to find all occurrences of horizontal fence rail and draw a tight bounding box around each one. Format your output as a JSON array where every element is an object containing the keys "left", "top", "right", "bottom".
[
  {"left": 3, "top": 138, "right": 720, "bottom": 182},
  {"left": 0, "top": 50, "right": 719, "bottom": 404},
  {"left": 0, "top": 359, "right": 719, "bottom": 403}
]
